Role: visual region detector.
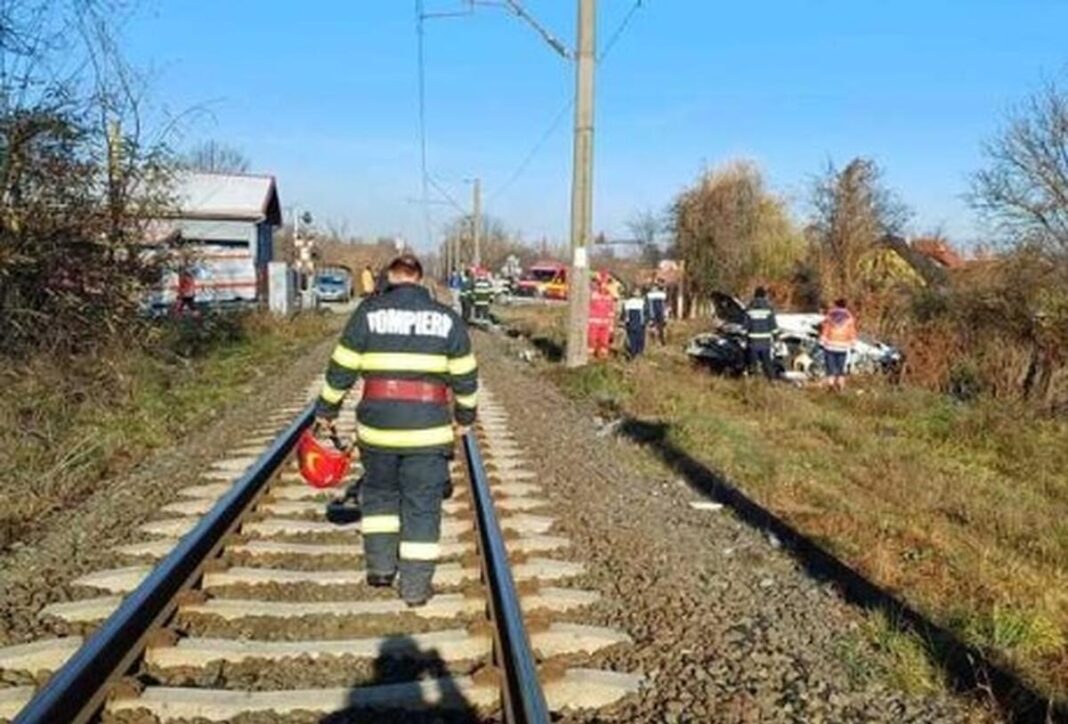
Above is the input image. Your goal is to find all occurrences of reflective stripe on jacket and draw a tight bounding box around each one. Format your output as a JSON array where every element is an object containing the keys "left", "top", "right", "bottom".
[
  {"left": 645, "top": 289, "right": 667, "bottom": 323},
  {"left": 315, "top": 283, "right": 477, "bottom": 453},
  {"left": 820, "top": 308, "right": 858, "bottom": 352},
  {"left": 622, "top": 297, "right": 645, "bottom": 329},
  {"left": 473, "top": 279, "right": 493, "bottom": 305},
  {"left": 745, "top": 298, "right": 779, "bottom": 345}
]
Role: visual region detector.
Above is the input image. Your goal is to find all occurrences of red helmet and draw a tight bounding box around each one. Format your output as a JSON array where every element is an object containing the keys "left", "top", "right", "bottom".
[{"left": 297, "top": 429, "right": 352, "bottom": 489}]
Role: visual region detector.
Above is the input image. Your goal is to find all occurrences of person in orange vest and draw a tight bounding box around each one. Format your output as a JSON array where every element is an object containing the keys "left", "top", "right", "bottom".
[
  {"left": 588, "top": 271, "right": 615, "bottom": 359},
  {"left": 820, "top": 298, "right": 858, "bottom": 391}
]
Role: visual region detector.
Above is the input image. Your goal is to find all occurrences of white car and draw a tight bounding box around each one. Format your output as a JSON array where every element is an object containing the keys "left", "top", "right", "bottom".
[{"left": 687, "top": 292, "right": 904, "bottom": 380}]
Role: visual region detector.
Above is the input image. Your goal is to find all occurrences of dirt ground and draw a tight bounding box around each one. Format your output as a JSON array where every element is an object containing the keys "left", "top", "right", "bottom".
[{"left": 474, "top": 329, "right": 984, "bottom": 723}]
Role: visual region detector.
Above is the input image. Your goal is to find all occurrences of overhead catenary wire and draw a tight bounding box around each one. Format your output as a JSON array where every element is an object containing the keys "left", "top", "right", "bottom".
[
  {"left": 599, "top": 0, "right": 644, "bottom": 63},
  {"left": 485, "top": 0, "right": 647, "bottom": 207},
  {"left": 487, "top": 97, "right": 573, "bottom": 206},
  {"left": 414, "top": 0, "right": 648, "bottom": 240}
]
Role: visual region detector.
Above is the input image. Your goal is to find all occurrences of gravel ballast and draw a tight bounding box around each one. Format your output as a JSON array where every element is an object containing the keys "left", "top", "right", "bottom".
[{"left": 475, "top": 330, "right": 982, "bottom": 723}]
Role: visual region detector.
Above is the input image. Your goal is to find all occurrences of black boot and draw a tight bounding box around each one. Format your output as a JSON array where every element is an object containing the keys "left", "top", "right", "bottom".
[
  {"left": 366, "top": 571, "right": 395, "bottom": 588},
  {"left": 400, "top": 574, "right": 433, "bottom": 607}
]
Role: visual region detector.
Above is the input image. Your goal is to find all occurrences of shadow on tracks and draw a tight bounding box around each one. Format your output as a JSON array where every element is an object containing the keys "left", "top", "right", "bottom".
[
  {"left": 322, "top": 634, "right": 483, "bottom": 724},
  {"left": 618, "top": 416, "right": 1066, "bottom": 724}
]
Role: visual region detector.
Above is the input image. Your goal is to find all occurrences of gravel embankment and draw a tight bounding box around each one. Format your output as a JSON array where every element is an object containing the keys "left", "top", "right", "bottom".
[
  {"left": 475, "top": 330, "right": 981, "bottom": 723},
  {"left": 0, "top": 336, "right": 334, "bottom": 649}
]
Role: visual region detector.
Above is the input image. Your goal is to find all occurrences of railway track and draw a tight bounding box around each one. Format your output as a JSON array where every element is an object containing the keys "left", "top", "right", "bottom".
[{"left": 1, "top": 382, "right": 640, "bottom": 722}]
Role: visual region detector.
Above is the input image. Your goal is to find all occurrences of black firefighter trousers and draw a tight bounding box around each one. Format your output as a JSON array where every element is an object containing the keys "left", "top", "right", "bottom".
[
  {"left": 748, "top": 343, "right": 777, "bottom": 380},
  {"left": 360, "top": 449, "right": 449, "bottom": 601}
]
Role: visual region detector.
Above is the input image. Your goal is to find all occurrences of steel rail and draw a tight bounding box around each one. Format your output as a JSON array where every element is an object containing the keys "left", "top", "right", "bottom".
[
  {"left": 462, "top": 431, "right": 551, "bottom": 724},
  {"left": 15, "top": 404, "right": 316, "bottom": 724}
]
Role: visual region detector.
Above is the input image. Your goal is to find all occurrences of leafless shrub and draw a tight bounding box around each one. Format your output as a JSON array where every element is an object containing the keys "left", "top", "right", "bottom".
[
  {"left": 0, "top": 0, "right": 176, "bottom": 355},
  {"left": 182, "top": 139, "right": 251, "bottom": 174},
  {"left": 438, "top": 214, "right": 539, "bottom": 272},
  {"left": 971, "top": 82, "right": 1068, "bottom": 255}
]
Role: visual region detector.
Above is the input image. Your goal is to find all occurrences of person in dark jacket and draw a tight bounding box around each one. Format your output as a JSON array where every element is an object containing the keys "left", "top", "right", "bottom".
[
  {"left": 459, "top": 270, "right": 474, "bottom": 323},
  {"left": 315, "top": 253, "right": 478, "bottom": 607},
  {"left": 622, "top": 287, "right": 647, "bottom": 359},
  {"left": 644, "top": 281, "right": 668, "bottom": 345},
  {"left": 745, "top": 287, "right": 779, "bottom": 379}
]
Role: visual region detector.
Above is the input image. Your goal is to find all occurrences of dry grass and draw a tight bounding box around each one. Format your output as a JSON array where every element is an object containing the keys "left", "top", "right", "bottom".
[
  {"left": 0, "top": 311, "right": 338, "bottom": 549},
  {"left": 497, "top": 304, "right": 1068, "bottom": 703}
]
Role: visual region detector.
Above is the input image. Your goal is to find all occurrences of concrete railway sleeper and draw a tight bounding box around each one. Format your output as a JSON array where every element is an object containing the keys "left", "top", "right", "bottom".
[{"left": 2, "top": 382, "right": 640, "bottom": 723}]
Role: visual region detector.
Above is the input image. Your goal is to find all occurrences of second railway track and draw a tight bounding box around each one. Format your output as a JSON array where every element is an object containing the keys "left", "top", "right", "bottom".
[{"left": 1, "top": 381, "right": 640, "bottom": 723}]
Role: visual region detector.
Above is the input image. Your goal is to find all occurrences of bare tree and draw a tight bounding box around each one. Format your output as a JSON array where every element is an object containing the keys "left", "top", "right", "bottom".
[
  {"left": 971, "top": 82, "right": 1068, "bottom": 255},
  {"left": 809, "top": 157, "right": 910, "bottom": 302},
  {"left": 183, "top": 139, "right": 251, "bottom": 174},
  {"left": 0, "top": 0, "right": 177, "bottom": 354},
  {"left": 438, "top": 213, "right": 533, "bottom": 272},
  {"left": 627, "top": 207, "right": 664, "bottom": 266}
]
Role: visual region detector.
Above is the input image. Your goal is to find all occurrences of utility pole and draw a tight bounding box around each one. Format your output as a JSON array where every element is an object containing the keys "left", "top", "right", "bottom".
[
  {"left": 565, "top": 0, "right": 595, "bottom": 368},
  {"left": 472, "top": 177, "right": 482, "bottom": 269}
]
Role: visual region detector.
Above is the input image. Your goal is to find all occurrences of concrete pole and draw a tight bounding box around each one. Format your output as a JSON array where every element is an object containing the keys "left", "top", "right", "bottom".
[
  {"left": 565, "top": 0, "right": 595, "bottom": 368},
  {"left": 472, "top": 177, "right": 482, "bottom": 269}
]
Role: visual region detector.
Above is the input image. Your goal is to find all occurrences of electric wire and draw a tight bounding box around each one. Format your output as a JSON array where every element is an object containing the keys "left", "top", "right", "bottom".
[
  {"left": 599, "top": 0, "right": 644, "bottom": 63},
  {"left": 417, "top": 0, "right": 648, "bottom": 237},
  {"left": 487, "top": 97, "right": 573, "bottom": 206},
  {"left": 486, "top": 0, "right": 647, "bottom": 206}
]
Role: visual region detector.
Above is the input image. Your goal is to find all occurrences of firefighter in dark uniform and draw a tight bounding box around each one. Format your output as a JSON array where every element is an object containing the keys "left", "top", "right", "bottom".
[
  {"left": 745, "top": 286, "right": 779, "bottom": 379},
  {"left": 459, "top": 270, "right": 474, "bottom": 323},
  {"left": 472, "top": 271, "right": 493, "bottom": 322},
  {"left": 315, "top": 253, "right": 478, "bottom": 607},
  {"left": 644, "top": 281, "right": 668, "bottom": 345}
]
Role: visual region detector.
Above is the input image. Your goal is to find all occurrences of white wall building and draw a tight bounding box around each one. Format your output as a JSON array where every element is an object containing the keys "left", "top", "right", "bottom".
[{"left": 150, "top": 172, "right": 282, "bottom": 307}]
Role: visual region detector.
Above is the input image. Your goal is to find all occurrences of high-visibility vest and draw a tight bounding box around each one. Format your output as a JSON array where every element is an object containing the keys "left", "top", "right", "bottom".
[{"left": 820, "top": 308, "right": 858, "bottom": 352}]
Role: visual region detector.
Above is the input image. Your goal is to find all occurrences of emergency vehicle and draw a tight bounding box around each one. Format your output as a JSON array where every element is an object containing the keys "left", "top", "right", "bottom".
[{"left": 514, "top": 261, "right": 567, "bottom": 298}]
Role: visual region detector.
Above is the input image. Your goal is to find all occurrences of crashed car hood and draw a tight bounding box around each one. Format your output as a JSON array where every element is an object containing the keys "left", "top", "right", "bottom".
[
  {"left": 711, "top": 291, "right": 748, "bottom": 326},
  {"left": 777, "top": 313, "right": 824, "bottom": 337}
]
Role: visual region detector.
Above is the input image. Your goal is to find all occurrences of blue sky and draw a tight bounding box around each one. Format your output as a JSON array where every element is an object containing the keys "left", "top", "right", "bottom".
[{"left": 123, "top": 1, "right": 1068, "bottom": 251}]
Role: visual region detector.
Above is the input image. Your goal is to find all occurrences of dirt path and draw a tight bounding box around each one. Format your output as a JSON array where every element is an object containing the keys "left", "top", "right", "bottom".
[
  {"left": 475, "top": 330, "right": 980, "bottom": 723},
  {"left": 0, "top": 337, "right": 334, "bottom": 649}
]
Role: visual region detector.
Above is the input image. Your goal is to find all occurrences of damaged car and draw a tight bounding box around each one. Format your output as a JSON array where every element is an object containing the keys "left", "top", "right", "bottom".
[{"left": 685, "top": 292, "right": 903, "bottom": 381}]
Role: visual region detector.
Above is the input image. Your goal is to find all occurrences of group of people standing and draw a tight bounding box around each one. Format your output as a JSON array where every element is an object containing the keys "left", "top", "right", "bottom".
[
  {"left": 744, "top": 287, "right": 859, "bottom": 389},
  {"left": 587, "top": 272, "right": 669, "bottom": 360}
]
